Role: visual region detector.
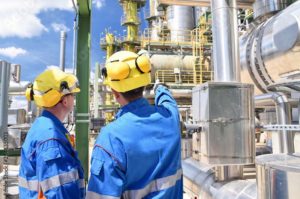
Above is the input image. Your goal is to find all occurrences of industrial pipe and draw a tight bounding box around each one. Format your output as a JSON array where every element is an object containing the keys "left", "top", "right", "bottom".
[
  {"left": 8, "top": 81, "right": 30, "bottom": 94},
  {"left": 182, "top": 158, "right": 257, "bottom": 199},
  {"left": 255, "top": 92, "right": 294, "bottom": 153},
  {"left": 60, "top": 31, "right": 67, "bottom": 71},
  {"left": 211, "top": 0, "right": 240, "bottom": 82}
]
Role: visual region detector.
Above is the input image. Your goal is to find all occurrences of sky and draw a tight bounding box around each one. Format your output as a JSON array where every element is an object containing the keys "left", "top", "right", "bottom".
[{"left": 0, "top": 0, "right": 148, "bottom": 82}]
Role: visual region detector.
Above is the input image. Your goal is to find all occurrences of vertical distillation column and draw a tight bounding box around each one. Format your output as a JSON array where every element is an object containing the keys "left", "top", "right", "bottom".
[{"left": 120, "top": 0, "right": 145, "bottom": 52}]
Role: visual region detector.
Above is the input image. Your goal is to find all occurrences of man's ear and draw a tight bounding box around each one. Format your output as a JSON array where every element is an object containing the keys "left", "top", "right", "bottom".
[{"left": 61, "top": 96, "right": 68, "bottom": 106}]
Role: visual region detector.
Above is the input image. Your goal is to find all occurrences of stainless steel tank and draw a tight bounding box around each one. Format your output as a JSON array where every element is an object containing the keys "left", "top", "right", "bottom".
[
  {"left": 166, "top": 5, "right": 195, "bottom": 41},
  {"left": 240, "top": 1, "right": 300, "bottom": 94},
  {"left": 256, "top": 153, "right": 300, "bottom": 199}
]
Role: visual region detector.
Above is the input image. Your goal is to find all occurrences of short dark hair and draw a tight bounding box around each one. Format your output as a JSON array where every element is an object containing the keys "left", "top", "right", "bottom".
[{"left": 120, "top": 86, "right": 144, "bottom": 101}]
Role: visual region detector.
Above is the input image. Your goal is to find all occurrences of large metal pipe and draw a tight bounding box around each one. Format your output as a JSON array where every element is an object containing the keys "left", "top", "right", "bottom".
[
  {"left": 182, "top": 158, "right": 257, "bottom": 199},
  {"left": 240, "top": 1, "right": 300, "bottom": 94},
  {"left": 60, "top": 31, "right": 67, "bottom": 71},
  {"left": 211, "top": 0, "right": 240, "bottom": 82},
  {"left": 0, "top": 61, "right": 11, "bottom": 140},
  {"left": 255, "top": 92, "right": 294, "bottom": 153}
]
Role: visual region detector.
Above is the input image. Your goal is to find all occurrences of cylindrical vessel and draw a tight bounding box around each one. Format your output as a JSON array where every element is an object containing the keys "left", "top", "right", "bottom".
[
  {"left": 256, "top": 153, "right": 300, "bottom": 199},
  {"left": 167, "top": 5, "right": 195, "bottom": 41},
  {"left": 150, "top": 54, "right": 195, "bottom": 70},
  {"left": 149, "top": 54, "right": 195, "bottom": 80},
  {"left": 211, "top": 0, "right": 240, "bottom": 82},
  {"left": 240, "top": 1, "right": 300, "bottom": 94}
]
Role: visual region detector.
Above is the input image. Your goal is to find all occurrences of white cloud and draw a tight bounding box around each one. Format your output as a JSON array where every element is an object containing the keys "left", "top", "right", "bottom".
[
  {"left": 0, "top": 0, "right": 73, "bottom": 38},
  {"left": 51, "top": 23, "right": 70, "bottom": 32},
  {"left": 92, "top": 0, "right": 105, "bottom": 9},
  {"left": 0, "top": 47, "right": 27, "bottom": 58}
]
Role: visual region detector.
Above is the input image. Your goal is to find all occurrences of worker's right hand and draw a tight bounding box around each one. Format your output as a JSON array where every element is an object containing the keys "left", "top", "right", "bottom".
[{"left": 153, "top": 79, "right": 169, "bottom": 93}]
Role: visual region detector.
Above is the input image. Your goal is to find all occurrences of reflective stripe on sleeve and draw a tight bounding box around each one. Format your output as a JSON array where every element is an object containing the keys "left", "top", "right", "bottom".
[
  {"left": 18, "top": 177, "right": 39, "bottom": 191},
  {"left": 86, "top": 191, "right": 120, "bottom": 199},
  {"left": 123, "top": 168, "right": 182, "bottom": 199},
  {"left": 40, "top": 169, "right": 81, "bottom": 192},
  {"left": 79, "top": 179, "right": 85, "bottom": 188}
]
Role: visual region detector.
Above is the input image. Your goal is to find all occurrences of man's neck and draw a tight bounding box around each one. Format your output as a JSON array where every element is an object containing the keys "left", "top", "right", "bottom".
[{"left": 45, "top": 107, "right": 66, "bottom": 122}]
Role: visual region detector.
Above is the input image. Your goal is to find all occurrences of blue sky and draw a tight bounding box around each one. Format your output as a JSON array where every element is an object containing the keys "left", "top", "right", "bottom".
[{"left": 0, "top": 0, "right": 148, "bottom": 82}]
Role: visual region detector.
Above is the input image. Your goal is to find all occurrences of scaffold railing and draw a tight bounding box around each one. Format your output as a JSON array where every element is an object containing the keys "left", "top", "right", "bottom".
[
  {"left": 141, "top": 28, "right": 193, "bottom": 47},
  {"left": 154, "top": 69, "right": 213, "bottom": 85}
]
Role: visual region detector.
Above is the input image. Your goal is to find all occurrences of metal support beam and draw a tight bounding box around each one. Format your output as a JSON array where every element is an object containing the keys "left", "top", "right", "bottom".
[
  {"left": 157, "top": 0, "right": 254, "bottom": 8},
  {"left": 76, "top": 0, "right": 91, "bottom": 182},
  {"left": 0, "top": 61, "right": 10, "bottom": 141}
]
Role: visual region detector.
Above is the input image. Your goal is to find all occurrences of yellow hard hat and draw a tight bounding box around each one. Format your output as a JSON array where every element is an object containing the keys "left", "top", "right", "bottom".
[
  {"left": 25, "top": 68, "right": 80, "bottom": 107},
  {"left": 102, "top": 51, "right": 151, "bottom": 92}
]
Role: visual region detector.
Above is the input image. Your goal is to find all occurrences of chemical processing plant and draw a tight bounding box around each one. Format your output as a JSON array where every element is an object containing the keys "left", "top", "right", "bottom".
[{"left": 1, "top": 0, "right": 300, "bottom": 198}]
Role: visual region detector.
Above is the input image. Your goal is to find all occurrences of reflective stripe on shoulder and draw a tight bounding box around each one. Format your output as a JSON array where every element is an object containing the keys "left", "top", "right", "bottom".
[
  {"left": 123, "top": 168, "right": 182, "bottom": 199},
  {"left": 86, "top": 191, "right": 120, "bottom": 199},
  {"left": 40, "top": 169, "right": 82, "bottom": 192},
  {"left": 19, "top": 177, "right": 39, "bottom": 191}
]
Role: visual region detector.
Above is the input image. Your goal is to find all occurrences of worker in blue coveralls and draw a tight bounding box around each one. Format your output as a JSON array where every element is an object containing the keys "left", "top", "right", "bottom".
[
  {"left": 87, "top": 51, "right": 183, "bottom": 199},
  {"left": 19, "top": 68, "right": 85, "bottom": 199}
]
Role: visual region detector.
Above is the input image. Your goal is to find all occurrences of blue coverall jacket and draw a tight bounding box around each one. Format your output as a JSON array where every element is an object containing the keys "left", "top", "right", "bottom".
[
  {"left": 87, "top": 85, "right": 183, "bottom": 199},
  {"left": 19, "top": 110, "right": 85, "bottom": 199}
]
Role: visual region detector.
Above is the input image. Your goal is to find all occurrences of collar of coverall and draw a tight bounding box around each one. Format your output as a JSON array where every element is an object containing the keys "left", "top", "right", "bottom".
[
  {"left": 115, "top": 97, "right": 149, "bottom": 119},
  {"left": 42, "top": 110, "right": 68, "bottom": 136}
]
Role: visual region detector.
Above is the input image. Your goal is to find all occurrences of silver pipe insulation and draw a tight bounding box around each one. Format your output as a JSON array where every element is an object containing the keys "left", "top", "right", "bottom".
[
  {"left": 8, "top": 81, "right": 30, "bottom": 94},
  {"left": 240, "top": 1, "right": 300, "bottom": 94},
  {"left": 59, "top": 31, "right": 67, "bottom": 71},
  {"left": 211, "top": 0, "right": 240, "bottom": 82},
  {"left": 182, "top": 158, "right": 257, "bottom": 199},
  {"left": 255, "top": 92, "right": 294, "bottom": 153}
]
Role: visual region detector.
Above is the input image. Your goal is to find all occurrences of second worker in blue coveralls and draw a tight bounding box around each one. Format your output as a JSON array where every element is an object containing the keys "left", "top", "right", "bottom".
[
  {"left": 87, "top": 51, "right": 183, "bottom": 198},
  {"left": 19, "top": 68, "right": 85, "bottom": 199}
]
